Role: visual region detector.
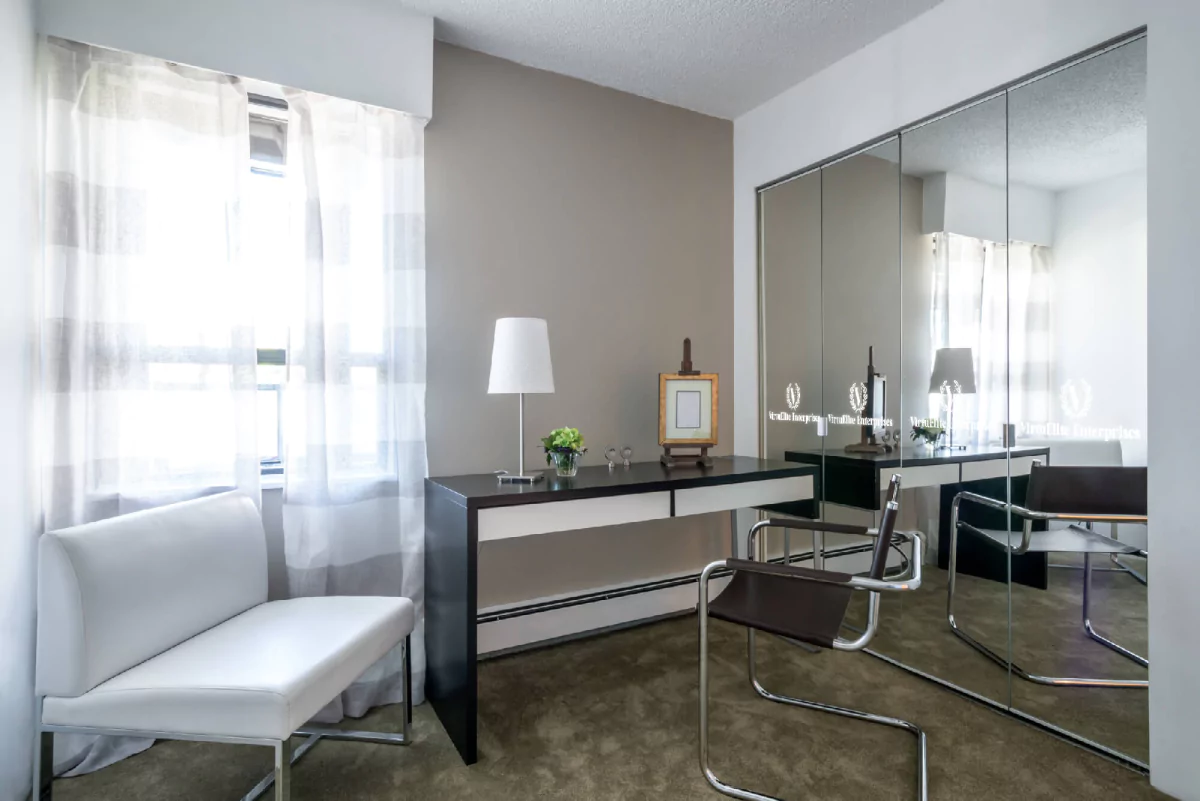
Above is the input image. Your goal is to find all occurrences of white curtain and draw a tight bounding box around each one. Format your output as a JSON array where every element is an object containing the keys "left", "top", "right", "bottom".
[
  {"left": 39, "top": 37, "right": 257, "bottom": 774},
  {"left": 281, "top": 90, "right": 428, "bottom": 717},
  {"left": 930, "top": 232, "right": 1052, "bottom": 445}
]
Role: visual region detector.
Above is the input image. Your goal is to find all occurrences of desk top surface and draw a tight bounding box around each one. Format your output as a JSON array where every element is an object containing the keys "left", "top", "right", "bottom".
[
  {"left": 784, "top": 444, "right": 1050, "bottom": 469},
  {"left": 427, "top": 455, "right": 817, "bottom": 509}
]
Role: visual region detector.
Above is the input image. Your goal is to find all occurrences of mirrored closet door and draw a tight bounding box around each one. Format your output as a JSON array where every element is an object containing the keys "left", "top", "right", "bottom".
[
  {"left": 757, "top": 29, "right": 1147, "bottom": 768},
  {"left": 1005, "top": 35, "right": 1149, "bottom": 764}
]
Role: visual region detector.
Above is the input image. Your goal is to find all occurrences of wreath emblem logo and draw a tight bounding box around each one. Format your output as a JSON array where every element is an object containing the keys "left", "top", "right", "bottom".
[
  {"left": 849, "top": 382, "right": 868, "bottom": 415},
  {"left": 1060, "top": 379, "right": 1093, "bottom": 420},
  {"left": 786, "top": 383, "right": 802, "bottom": 412},
  {"left": 938, "top": 379, "right": 963, "bottom": 413}
]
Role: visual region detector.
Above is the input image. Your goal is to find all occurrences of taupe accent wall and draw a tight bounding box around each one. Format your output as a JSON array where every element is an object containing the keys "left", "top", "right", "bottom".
[{"left": 426, "top": 44, "right": 734, "bottom": 609}]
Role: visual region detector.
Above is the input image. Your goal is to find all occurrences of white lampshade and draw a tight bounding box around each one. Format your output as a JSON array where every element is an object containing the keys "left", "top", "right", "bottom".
[
  {"left": 929, "top": 347, "right": 977, "bottom": 394},
  {"left": 488, "top": 318, "right": 555, "bottom": 394}
]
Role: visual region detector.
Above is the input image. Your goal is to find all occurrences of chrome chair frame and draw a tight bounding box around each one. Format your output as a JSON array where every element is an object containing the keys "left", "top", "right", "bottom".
[
  {"left": 32, "top": 637, "right": 413, "bottom": 801},
  {"left": 698, "top": 481, "right": 928, "bottom": 801},
  {"left": 948, "top": 490, "right": 1149, "bottom": 688}
]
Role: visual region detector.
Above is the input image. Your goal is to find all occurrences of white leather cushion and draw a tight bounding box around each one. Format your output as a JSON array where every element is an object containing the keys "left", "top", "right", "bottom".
[
  {"left": 42, "top": 596, "right": 414, "bottom": 741},
  {"left": 37, "top": 492, "right": 268, "bottom": 698}
]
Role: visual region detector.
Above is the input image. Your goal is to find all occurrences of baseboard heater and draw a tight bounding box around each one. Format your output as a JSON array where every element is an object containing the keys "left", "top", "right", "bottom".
[{"left": 476, "top": 540, "right": 892, "bottom": 625}]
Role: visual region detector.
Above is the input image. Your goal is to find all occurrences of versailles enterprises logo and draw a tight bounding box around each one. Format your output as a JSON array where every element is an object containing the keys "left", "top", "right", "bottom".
[
  {"left": 786, "top": 382, "right": 802, "bottom": 411},
  {"left": 1060, "top": 378, "right": 1093, "bottom": 420},
  {"left": 769, "top": 382, "right": 821, "bottom": 424},
  {"left": 767, "top": 380, "right": 891, "bottom": 428},
  {"left": 848, "top": 382, "right": 868, "bottom": 414},
  {"left": 938, "top": 379, "right": 963, "bottom": 412}
]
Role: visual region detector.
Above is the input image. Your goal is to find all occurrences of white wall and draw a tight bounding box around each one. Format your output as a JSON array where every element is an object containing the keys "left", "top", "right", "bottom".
[
  {"left": 733, "top": 0, "right": 1146, "bottom": 460},
  {"left": 922, "top": 172, "right": 1055, "bottom": 246},
  {"left": 1147, "top": 2, "right": 1200, "bottom": 797},
  {"left": 0, "top": 0, "right": 38, "bottom": 797},
  {"left": 1051, "top": 170, "right": 1147, "bottom": 466},
  {"left": 36, "top": 0, "right": 433, "bottom": 118}
]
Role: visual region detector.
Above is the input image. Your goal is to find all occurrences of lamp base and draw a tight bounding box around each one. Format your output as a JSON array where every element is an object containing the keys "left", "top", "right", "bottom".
[{"left": 496, "top": 472, "right": 545, "bottom": 484}]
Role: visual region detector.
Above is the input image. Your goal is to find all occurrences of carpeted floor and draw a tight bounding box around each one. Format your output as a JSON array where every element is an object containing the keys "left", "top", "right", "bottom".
[
  {"left": 52, "top": 601, "right": 1165, "bottom": 801},
  {"left": 864, "top": 555, "right": 1150, "bottom": 763}
]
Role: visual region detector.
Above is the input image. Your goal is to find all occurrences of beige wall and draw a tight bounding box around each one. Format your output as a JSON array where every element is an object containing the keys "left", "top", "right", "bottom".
[{"left": 426, "top": 44, "right": 734, "bottom": 608}]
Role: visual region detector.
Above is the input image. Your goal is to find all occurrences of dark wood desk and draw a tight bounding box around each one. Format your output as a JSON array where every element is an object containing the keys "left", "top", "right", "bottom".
[
  {"left": 784, "top": 445, "right": 1051, "bottom": 587},
  {"left": 424, "top": 456, "right": 818, "bottom": 764}
]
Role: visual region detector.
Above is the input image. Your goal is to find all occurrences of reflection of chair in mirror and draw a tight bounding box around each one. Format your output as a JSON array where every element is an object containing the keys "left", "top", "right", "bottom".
[
  {"left": 947, "top": 463, "right": 1148, "bottom": 687},
  {"left": 697, "top": 475, "right": 929, "bottom": 801}
]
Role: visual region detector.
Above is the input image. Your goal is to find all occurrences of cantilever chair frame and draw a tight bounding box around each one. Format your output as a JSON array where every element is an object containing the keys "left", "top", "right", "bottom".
[
  {"left": 698, "top": 477, "right": 928, "bottom": 801},
  {"left": 33, "top": 640, "right": 413, "bottom": 801},
  {"left": 948, "top": 488, "right": 1149, "bottom": 689}
]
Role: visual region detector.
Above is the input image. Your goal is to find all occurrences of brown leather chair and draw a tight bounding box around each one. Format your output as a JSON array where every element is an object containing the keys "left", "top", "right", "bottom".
[
  {"left": 698, "top": 474, "right": 927, "bottom": 801},
  {"left": 948, "top": 463, "right": 1149, "bottom": 688}
]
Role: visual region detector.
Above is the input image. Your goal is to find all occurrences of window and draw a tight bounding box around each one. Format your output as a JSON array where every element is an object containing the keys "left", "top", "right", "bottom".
[{"left": 248, "top": 97, "right": 290, "bottom": 475}]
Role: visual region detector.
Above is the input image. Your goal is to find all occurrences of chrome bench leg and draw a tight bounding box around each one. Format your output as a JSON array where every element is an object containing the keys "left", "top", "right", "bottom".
[{"left": 245, "top": 636, "right": 414, "bottom": 800}]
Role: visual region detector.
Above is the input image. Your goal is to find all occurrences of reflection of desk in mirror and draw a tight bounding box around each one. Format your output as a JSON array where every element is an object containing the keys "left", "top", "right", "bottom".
[{"left": 784, "top": 445, "right": 1051, "bottom": 588}]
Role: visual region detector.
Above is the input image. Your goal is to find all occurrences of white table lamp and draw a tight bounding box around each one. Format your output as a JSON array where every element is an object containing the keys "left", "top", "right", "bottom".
[{"left": 489, "top": 318, "right": 555, "bottom": 483}]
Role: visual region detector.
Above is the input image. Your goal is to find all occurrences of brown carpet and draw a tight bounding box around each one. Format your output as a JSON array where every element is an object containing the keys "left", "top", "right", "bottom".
[
  {"left": 51, "top": 603, "right": 1166, "bottom": 800},
  {"left": 864, "top": 556, "right": 1149, "bottom": 763}
]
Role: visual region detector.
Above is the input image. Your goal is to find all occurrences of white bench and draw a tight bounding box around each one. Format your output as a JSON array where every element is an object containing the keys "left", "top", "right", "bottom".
[{"left": 33, "top": 491, "right": 414, "bottom": 800}]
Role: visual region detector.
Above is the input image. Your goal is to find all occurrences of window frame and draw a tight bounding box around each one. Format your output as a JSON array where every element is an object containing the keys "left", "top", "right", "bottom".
[{"left": 250, "top": 95, "right": 289, "bottom": 476}]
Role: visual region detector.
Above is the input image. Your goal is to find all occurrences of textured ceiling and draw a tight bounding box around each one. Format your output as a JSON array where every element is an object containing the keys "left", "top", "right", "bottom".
[
  {"left": 900, "top": 38, "right": 1146, "bottom": 191},
  {"left": 401, "top": 0, "right": 943, "bottom": 119}
]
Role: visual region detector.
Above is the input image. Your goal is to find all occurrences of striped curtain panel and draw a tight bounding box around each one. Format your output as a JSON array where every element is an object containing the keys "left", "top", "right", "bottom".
[
  {"left": 281, "top": 90, "right": 428, "bottom": 717},
  {"left": 930, "top": 232, "right": 1053, "bottom": 445},
  {"left": 40, "top": 37, "right": 257, "bottom": 774}
]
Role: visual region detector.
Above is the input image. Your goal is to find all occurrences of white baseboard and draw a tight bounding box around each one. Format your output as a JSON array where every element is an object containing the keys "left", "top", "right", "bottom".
[
  {"left": 477, "top": 576, "right": 730, "bottom": 655},
  {"left": 475, "top": 541, "right": 910, "bottom": 656}
]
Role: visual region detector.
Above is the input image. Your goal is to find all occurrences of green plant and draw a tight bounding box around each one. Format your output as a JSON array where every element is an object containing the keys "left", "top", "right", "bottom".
[
  {"left": 910, "top": 422, "right": 945, "bottom": 445},
  {"left": 541, "top": 427, "right": 587, "bottom": 464}
]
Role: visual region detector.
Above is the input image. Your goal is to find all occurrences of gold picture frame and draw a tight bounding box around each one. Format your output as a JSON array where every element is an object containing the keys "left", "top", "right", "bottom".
[{"left": 659, "top": 373, "right": 719, "bottom": 446}]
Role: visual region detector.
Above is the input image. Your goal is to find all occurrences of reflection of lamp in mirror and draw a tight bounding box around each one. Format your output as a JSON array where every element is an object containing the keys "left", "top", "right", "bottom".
[{"left": 929, "top": 347, "right": 976, "bottom": 450}]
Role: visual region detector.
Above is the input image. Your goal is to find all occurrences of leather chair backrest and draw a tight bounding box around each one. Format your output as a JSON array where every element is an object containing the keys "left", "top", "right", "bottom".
[
  {"left": 36, "top": 491, "right": 268, "bottom": 698},
  {"left": 1025, "top": 464, "right": 1147, "bottom": 516},
  {"left": 867, "top": 475, "right": 902, "bottom": 581}
]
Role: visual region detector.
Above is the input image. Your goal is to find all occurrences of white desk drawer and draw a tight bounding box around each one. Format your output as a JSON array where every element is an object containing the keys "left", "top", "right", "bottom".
[
  {"left": 961, "top": 456, "right": 1039, "bottom": 482},
  {"left": 478, "top": 492, "right": 671, "bottom": 542},
  {"left": 674, "top": 475, "right": 813, "bottom": 518},
  {"left": 881, "top": 464, "right": 959, "bottom": 491}
]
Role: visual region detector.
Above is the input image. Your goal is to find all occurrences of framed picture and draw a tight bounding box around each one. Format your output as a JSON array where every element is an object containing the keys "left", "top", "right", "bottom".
[{"left": 659, "top": 373, "right": 718, "bottom": 446}]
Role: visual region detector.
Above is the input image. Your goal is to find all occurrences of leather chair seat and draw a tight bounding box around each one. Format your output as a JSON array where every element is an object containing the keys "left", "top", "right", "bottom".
[
  {"left": 708, "top": 568, "right": 853, "bottom": 649},
  {"left": 42, "top": 596, "right": 414, "bottom": 741},
  {"left": 967, "top": 525, "right": 1142, "bottom": 554}
]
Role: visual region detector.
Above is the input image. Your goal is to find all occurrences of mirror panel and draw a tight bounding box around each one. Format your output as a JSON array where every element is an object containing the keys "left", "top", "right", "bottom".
[
  {"left": 758, "top": 171, "right": 824, "bottom": 572},
  {"left": 819, "top": 138, "right": 905, "bottom": 646},
  {"left": 760, "top": 171, "right": 823, "bottom": 475},
  {"left": 892, "top": 95, "right": 1013, "bottom": 705},
  {"left": 1007, "top": 36, "right": 1149, "bottom": 762}
]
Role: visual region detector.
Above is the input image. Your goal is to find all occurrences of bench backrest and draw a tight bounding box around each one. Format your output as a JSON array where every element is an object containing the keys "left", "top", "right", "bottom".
[{"left": 37, "top": 491, "right": 267, "bottom": 698}]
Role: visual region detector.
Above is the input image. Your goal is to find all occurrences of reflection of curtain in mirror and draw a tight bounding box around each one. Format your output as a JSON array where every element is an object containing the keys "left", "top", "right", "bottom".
[{"left": 930, "top": 233, "right": 1052, "bottom": 445}]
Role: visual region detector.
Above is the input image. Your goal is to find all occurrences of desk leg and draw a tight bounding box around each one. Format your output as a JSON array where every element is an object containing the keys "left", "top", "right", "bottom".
[
  {"left": 424, "top": 490, "right": 478, "bottom": 764},
  {"left": 729, "top": 509, "right": 739, "bottom": 559}
]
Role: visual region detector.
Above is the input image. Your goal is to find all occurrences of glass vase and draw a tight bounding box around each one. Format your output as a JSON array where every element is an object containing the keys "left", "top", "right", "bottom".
[{"left": 550, "top": 450, "right": 581, "bottom": 477}]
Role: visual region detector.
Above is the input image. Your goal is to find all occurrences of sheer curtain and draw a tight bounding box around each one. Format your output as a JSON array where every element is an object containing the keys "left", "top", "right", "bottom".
[
  {"left": 40, "top": 37, "right": 257, "bottom": 774},
  {"left": 930, "top": 232, "right": 1052, "bottom": 445},
  {"left": 281, "top": 90, "right": 428, "bottom": 718}
]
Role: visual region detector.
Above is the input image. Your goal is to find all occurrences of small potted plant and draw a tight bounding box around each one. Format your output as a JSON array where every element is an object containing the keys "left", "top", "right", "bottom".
[
  {"left": 910, "top": 421, "right": 945, "bottom": 450},
  {"left": 542, "top": 427, "right": 587, "bottom": 477}
]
